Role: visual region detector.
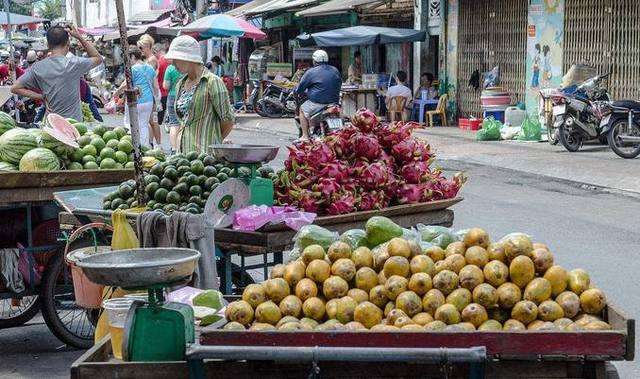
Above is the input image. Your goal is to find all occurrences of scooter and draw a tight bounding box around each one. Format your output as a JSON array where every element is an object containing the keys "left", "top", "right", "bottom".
[
  {"left": 255, "top": 81, "right": 297, "bottom": 118},
  {"left": 554, "top": 73, "right": 610, "bottom": 152},
  {"left": 598, "top": 100, "right": 640, "bottom": 159},
  {"left": 294, "top": 94, "right": 343, "bottom": 138}
]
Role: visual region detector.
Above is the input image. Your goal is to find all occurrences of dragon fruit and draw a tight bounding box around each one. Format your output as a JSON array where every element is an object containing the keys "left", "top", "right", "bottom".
[
  {"left": 436, "top": 172, "right": 467, "bottom": 199},
  {"left": 375, "top": 121, "right": 417, "bottom": 149},
  {"left": 326, "top": 192, "right": 358, "bottom": 215},
  {"left": 319, "top": 161, "right": 350, "bottom": 183},
  {"left": 290, "top": 188, "right": 323, "bottom": 213},
  {"left": 391, "top": 138, "right": 432, "bottom": 164},
  {"left": 313, "top": 178, "right": 341, "bottom": 198},
  {"left": 324, "top": 133, "right": 350, "bottom": 158},
  {"left": 307, "top": 141, "right": 335, "bottom": 165},
  {"left": 399, "top": 161, "right": 432, "bottom": 184},
  {"left": 357, "top": 162, "right": 390, "bottom": 190},
  {"left": 350, "top": 108, "right": 379, "bottom": 133},
  {"left": 350, "top": 132, "right": 381, "bottom": 161},
  {"left": 395, "top": 183, "right": 426, "bottom": 204},
  {"left": 359, "top": 190, "right": 389, "bottom": 211}
]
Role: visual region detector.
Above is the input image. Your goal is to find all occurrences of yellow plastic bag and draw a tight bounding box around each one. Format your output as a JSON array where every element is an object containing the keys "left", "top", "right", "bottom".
[
  {"left": 111, "top": 209, "right": 140, "bottom": 251},
  {"left": 95, "top": 210, "right": 143, "bottom": 343}
]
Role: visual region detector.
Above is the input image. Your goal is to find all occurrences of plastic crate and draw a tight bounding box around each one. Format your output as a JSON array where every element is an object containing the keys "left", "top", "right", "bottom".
[
  {"left": 458, "top": 118, "right": 482, "bottom": 131},
  {"left": 483, "top": 110, "right": 505, "bottom": 123}
]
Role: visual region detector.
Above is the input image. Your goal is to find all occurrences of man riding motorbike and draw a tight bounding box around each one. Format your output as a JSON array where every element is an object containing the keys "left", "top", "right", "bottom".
[{"left": 294, "top": 49, "right": 341, "bottom": 140}]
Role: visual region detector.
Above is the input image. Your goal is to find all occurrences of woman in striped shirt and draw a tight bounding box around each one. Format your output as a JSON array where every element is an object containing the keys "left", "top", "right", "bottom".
[{"left": 164, "top": 35, "right": 234, "bottom": 153}]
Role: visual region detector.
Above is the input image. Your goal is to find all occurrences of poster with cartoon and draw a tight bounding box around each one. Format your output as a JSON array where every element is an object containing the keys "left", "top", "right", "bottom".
[{"left": 525, "top": 0, "right": 564, "bottom": 115}]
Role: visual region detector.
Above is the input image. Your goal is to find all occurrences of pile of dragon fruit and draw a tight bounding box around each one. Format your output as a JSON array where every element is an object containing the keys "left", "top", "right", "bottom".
[{"left": 273, "top": 108, "right": 466, "bottom": 215}]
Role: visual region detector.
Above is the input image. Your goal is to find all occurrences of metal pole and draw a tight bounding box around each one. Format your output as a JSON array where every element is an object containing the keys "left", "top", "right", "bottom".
[
  {"left": 3, "top": 0, "right": 19, "bottom": 122},
  {"left": 114, "top": 0, "right": 145, "bottom": 206}
]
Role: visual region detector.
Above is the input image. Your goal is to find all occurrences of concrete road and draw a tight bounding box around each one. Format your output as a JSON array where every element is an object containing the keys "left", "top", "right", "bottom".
[{"left": 1, "top": 116, "right": 638, "bottom": 378}]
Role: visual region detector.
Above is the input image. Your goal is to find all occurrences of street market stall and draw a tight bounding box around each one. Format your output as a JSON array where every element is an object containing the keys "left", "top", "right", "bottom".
[{"left": 296, "top": 26, "right": 427, "bottom": 118}]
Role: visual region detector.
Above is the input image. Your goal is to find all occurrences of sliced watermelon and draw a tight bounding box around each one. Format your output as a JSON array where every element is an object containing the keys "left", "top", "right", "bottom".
[
  {"left": 46, "top": 113, "right": 80, "bottom": 140},
  {"left": 43, "top": 127, "right": 79, "bottom": 149}
]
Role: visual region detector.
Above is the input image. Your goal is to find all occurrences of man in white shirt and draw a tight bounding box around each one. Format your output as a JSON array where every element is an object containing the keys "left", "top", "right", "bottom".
[{"left": 385, "top": 70, "right": 412, "bottom": 117}]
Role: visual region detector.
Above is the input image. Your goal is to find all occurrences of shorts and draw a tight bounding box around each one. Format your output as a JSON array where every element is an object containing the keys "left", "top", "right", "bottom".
[
  {"left": 164, "top": 94, "right": 179, "bottom": 126},
  {"left": 301, "top": 100, "right": 329, "bottom": 118},
  {"left": 158, "top": 96, "right": 168, "bottom": 124}
]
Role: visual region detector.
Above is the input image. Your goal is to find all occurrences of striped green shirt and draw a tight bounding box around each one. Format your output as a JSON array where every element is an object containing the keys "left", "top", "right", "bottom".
[{"left": 176, "top": 70, "right": 234, "bottom": 153}]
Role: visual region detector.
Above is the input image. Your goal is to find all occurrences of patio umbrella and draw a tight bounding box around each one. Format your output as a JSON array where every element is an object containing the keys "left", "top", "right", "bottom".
[
  {"left": 180, "top": 14, "right": 266, "bottom": 40},
  {"left": 296, "top": 25, "right": 426, "bottom": 47}
]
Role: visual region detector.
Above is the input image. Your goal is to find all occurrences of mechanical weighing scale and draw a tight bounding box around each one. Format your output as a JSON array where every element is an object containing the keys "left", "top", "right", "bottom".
[
  {"left": 77, "top": 248, "right": 201, "bottom": 362},
  {"left": 209, "top": 144, "right": 279, "bottom": 206}
]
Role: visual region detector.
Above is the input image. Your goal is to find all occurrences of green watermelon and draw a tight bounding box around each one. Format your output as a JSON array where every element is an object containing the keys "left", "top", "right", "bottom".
[
  {"left": 0, "top": 112, "right": 16, "bottom": 136},
  {"left": 19, "top": 148, "right": 60, "bottom": 172},
  {"left": 0, "top": 128, "right": 38, "bottom": 165},
  {"left": 28, "top": 128, "right": 73, "bottom": 157},
  {"left": 0, "top": 161, "right": 17, "bottom": 171}
]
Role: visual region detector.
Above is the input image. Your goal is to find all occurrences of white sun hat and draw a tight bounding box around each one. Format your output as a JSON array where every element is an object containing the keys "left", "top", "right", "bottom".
[{"left": 165, "top": 35, "right": 203, "bottom": 65}]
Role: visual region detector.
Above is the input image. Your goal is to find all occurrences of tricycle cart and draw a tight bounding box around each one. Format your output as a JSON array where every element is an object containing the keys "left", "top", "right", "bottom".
[
  {"left": 70, "top": 303, "right": 632, "bottom": 378},
  {"left": 0, "top": 170, "right": 133, "bottom": 348},
  {"left": 54, "top": 185, "right": 460, "bottom": 295}
]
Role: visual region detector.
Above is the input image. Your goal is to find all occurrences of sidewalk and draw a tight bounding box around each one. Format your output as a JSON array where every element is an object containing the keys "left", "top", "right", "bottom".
[{"left": 235, "top": 115, "right": 640, "bottom": 196}]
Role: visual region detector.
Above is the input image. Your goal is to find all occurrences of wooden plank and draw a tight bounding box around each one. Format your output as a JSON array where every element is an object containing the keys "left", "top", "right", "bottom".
[
  {"left": 199, "top": 329, "right": 628, "bottom": 360},
  {"left": 0, "top": 170, "right": 133, "bottom": 189},
  {"left": 607, "top": 303, "right": 635, "bottom": 361}
]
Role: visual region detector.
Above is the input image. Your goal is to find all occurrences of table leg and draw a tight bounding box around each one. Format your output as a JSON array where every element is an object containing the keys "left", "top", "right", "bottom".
[
  {"left": 274, "top": 251, "right": 283, "bottom": 265},
  {"left": 224, "top": 252, "right": 232, "bottom": 295},
  {"left": 419, "top": 104, "right": 426, "bottom": 126},
  {"left": 263, "top": 253, "right": 268, "bottom": 281}
]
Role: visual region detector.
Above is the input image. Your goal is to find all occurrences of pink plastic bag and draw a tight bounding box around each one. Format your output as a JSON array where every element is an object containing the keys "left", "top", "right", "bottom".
[{"left": 233, "top": 205, "right": 316, "bottom": 232}]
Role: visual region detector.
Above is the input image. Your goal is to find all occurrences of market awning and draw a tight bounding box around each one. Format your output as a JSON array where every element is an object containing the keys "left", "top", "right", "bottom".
[
  {"left": 244, "top": 0, "right": 319, "bottom": 17},
  {"left": 296, "top": 25, "right": 426, "bottom": 47},
  {"left": 227, "top": 0, "right": 275, "bottom": 18},
  {"left": 79, "top": 27, "right": 117, "bottom": 37},
  {"left": 0, "top": 12, "right": 47, "bottom": 26},
  {"left": 127, "top": 9, "right": 174, "bottom": 25},
  {"left": 296, "top": 0, "right": 386, "bottom": 17},
  {"left": 101, "top": 19, "right": 178, "bottom": 42}
]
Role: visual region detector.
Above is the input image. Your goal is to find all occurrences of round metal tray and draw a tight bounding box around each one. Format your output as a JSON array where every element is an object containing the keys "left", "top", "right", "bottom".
[
  {"left": 76, "top": 248, "right": 200, "bottom": 288},
  {"left": 209, "top": 144, "right": 279, "bottom": 164}
]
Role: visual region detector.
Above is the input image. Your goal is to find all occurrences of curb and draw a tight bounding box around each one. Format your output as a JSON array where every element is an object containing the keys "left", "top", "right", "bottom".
[{"left": 233, "top": 122, "right": 640, "bottom": 200}]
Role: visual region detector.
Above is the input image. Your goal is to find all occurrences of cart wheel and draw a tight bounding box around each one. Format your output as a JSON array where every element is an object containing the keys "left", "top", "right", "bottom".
[
  {"left": 0, "top": 294, "right": 40, "bottom": 329},
  {"left": 40, "top": 252, "right": 96, "bottom": 349}
]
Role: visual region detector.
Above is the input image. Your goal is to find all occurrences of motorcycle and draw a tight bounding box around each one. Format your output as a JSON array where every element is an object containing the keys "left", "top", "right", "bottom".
[
  {"left": 598, "top": 100, "right": 640, "bottom": 159},
  {"left": 554, "top": 73, "right": 610, "bottom": 152},
  {"left": 255, "top": 81, "right": 297, "bottom": 118},
  {"left": 294, "top": 94, "right": 343, "bottom": 138}
]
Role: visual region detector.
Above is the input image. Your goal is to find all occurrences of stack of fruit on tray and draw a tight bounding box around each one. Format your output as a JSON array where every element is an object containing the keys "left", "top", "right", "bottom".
[
  {"left": 223, "top": 217, "right": 611, "bottom": 332},
  {"left": 0, "top": 112, "right": 138, "bottom": 172},
  {"left": 103, "top": 151, "right": 276, "bottom": 214},
  {"left": 273, "top": 108, "right": 466, "bottom": 215}
]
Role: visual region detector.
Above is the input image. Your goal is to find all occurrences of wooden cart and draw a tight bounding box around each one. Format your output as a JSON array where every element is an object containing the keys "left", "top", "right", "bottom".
[
  {"left": 55, "top": 190, "right": 461, "bottom": 294},
  {"left": 70, "top": 304, "right": 633, "bottom": 379}
]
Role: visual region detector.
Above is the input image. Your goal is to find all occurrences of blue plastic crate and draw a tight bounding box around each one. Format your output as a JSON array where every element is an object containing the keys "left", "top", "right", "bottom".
[{"left": 483, "top": 110, "right": 505, "bottom": 123}]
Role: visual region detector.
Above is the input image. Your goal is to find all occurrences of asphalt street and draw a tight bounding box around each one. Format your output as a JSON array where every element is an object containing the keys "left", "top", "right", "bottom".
[{"left": 1, "top": 117, "right": 638, "bottom": 378}]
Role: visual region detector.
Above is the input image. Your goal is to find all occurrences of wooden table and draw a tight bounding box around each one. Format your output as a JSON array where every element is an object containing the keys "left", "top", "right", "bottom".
[
  {"left": 56, "top": 192, "right": 461, "bottom": 294},
  {"left": 70, "top": 303, "right": 632, "bottom": 378},
  {"left": 341, "top": 88, "right": 379, "bottom": 117}
]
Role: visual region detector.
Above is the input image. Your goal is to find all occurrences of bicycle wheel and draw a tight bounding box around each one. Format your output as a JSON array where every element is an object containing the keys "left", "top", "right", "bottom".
[
  {"left": 0, "top": 293, "right": 40, "bottom": 328},
  {"left": 40, "top": 252, "right": 96, "bottom": 349}
]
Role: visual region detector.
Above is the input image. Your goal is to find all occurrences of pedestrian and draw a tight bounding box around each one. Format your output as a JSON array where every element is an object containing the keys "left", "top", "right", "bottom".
[
  {"left": 137, "top": 34, "right": 162, "bottom": 147},
  {"left": 25, "top": 50, "right": 37, "bottom": 68},
  {"left": 163, "top": 62, "right": 182, "bottom": 153},
  {"left": 164, "top": 35, "right": 234, "bottom": 153},
  {"left": 113, "top": 46, "right": 158, "bottom": 148},
  {"left": 11, "top": 25, "right": 102, "bottom": 120},
  {"left": 154, "top": 42, "right": 169, "bottom": 126},
  {"left": 210, "top": 56, "right": 224, "bottom": 77},
  {"left": 347, "top": 50, "right": 362, "bottom": 85},
  {"left": 385, "top": 70, "right": 413, "bottom": 119},
  {"left": 80, "top": 78, "right": 103, "bottom": 122}
]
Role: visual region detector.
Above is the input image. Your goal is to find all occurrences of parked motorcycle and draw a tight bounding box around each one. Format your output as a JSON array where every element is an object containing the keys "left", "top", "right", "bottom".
[
  {"left": 598, "top": 100, "right": 640, "bottom": 159},
  {"left": 293, "top": 94, "right": 343, "bottom": 138},
  {"left": 554, "top": 73, "right": 610, "bottom": 152},
  {"left": 255, "top": 81, "right": 297, "bottom": 118}
]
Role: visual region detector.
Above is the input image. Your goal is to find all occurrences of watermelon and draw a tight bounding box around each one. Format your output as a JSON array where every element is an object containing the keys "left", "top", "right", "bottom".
[
  {"left": 19, "top": 148, "right": 60, "bottom": 172},
  {"left": 46, "top": 113, "right": 80, "bottom": 140},
  {"left": 0, "top": 161, "right": 17, "bottom": 171},
  {"left": 0, "top": 112, "right": 16, "bottom": 136},
  {"left": 0, "top": 128, "right": 39, "bottom": 165}
]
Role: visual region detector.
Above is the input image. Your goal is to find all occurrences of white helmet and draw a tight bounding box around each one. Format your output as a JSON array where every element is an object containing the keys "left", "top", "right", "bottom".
[
  {"left": 26, "top": 50, "right": 37, "bottom": 63},
  {"left": 312, "top": 49, "right": 328, "bottom": 64}
]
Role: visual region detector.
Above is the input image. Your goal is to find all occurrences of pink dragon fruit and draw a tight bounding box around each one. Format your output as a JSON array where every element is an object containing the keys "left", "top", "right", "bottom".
[
  {"left": 323, "top": 133, "right": 350, "bottom": 158},
  {"left": 399, "top": 161, "right": 432, "bottom": 184},
  {"left": 313, "top": 178, "right": 341, "bottom": 198},
  {"left": 391, "top": 137, "right": 432, "bottom": 164},
  {"left": 319, "top": 161, "right": 350, "bottom": 183},
  {"left": 357, "top": 162, "right": 390, "bottom": 190},
  {"left": 436, "top": 172, "right": 467, "bottom": 199},
  {"left": 290, "top": 188, "right": 323, "bottom": 213},
  {"left": 378, "top": 150, "right": 395, "bottom": 170},
  {"left": 395, "top": 183, "right": 426, "bottom": 204},
  {"left": 350, "top": 132, "right": 382, "bottom": 161},
  {"left": 307, "top": 141, "right": 335, "bottom": 165},
  {"left": 359, "top": 190, "right": 389, "bottom": 211},
  {"left": 350, "top": 108, "right": 379, "bottom": 133},
  {"left": 375, "top": 121, "right": 417, "bottom": 149},
  {"left": 326, "top": 192, "right": 358, "bottom": 215}
]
